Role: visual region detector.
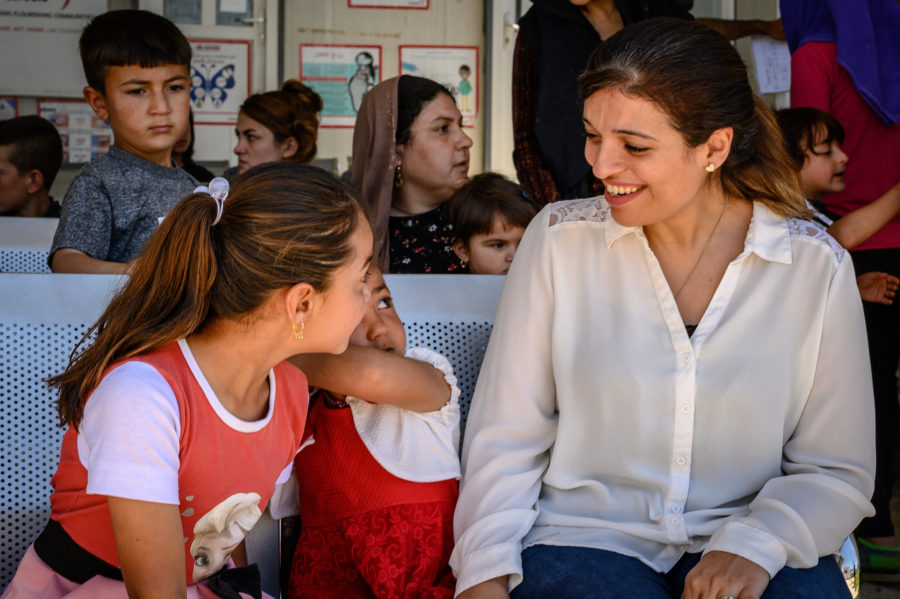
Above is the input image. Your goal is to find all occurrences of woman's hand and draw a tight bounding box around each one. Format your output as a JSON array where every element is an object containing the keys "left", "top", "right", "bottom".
[
  {"left": 457, "top": 576, "right": 510, "bottom": 599},
  {"left": 681, "top": 551, "right": 770, "bottom": 599}
]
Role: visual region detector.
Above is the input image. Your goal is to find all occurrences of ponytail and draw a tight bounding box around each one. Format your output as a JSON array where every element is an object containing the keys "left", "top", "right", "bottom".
[{"left": 51, "top": 163, "right": 364, "bottom": 428}]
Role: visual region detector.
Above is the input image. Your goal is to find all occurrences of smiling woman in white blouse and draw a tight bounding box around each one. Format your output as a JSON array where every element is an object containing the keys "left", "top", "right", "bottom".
[{"left": 451, "top": 18, "right": 875, "bottom": 599}]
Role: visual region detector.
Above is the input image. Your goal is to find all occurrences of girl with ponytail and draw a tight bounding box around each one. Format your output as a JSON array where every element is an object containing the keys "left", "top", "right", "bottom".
[
  {"left": 5, "top": 162, "right": 381, "bottom": 598},
  {"left": 231, "top": 80, "right": 323, "bottom": 177},
  {"left": 452, "top": 18, "right": 874, "bottom": 599}
]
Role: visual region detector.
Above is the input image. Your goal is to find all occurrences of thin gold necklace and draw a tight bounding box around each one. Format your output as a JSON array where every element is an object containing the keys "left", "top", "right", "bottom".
[{"left": 672, "top": 197, "right": 729, "bottom": 299}]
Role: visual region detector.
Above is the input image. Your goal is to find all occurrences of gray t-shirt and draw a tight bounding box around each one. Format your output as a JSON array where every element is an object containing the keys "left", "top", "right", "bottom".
[{"left": 50, "top": 146, "right": 198, "bottom": 265}]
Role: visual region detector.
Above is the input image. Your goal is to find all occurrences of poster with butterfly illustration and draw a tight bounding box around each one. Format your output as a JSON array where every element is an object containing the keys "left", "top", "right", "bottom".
[{"left": 189, "top": 39, "right": 251, "bottom": 126}]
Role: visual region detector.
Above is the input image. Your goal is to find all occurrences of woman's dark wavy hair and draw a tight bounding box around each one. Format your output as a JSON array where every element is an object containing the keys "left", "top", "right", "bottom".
[
  {"left": 51, "top": 163, "right": 365, "bottom": 429},
  {"left": 240, "top": 80, "right": 324, "bottom": 163},
  {"left": 579, "top": 18, "right": 807, "bottom": 218}
]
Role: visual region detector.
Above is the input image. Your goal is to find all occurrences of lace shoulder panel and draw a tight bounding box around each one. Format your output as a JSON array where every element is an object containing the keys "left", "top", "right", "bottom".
[
  {"left": 787, "top": 218, "right": 845, "bottom": 263},
  {"left": 548, "top": 197, "right": 610, "bottom": 227}
]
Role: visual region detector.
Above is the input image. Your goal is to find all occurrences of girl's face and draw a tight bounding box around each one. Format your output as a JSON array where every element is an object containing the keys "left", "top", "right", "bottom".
[
  {"left": 397, "top": 93, "right": 473, "bottom": 203},
  {"left": 349, "top": 268, "right": 407, "bottom": 354},
  {"left": 233, "top": 112, "right": 294, "bottom": 174},
  {"left": 583, "top": 88, "right": 716, "bottom": 229},
  {"left": 454, "top": 217, "right": 526, "bottom": 275},
  {"left": 306, "top": 219, "right": 374, "bottom": 354},
  {"left": 799, "top": 131, "right": 848, "bottom": 201}
]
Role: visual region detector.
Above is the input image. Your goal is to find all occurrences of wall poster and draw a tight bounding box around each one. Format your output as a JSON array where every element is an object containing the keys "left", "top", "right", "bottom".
[
  {"left": 348, "top": 0, "right": 428, "bottom": 8},
  {"left": 299, "top": 44, "right": 382, "bottom": 128},
  {"left": 399, "top": 45, "right": 478, "bottom": 126},
  {"left": 189, "top": 39, "right": 251, "bottom": 126},
  {"left": 0, "top": 98, "right": 17, "bottom": 120},
  {"left": 37, "top": 99, "right": 112, "bottom": 164},
  {"left": 0, "top": 0, "right": 106, "bottom": 97}
]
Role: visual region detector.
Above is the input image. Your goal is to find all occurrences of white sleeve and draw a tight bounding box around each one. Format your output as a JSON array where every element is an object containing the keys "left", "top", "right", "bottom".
[
  {"left": 450, "top": 206, "right": 558, "bottom": 594},
  {"left": 704, "top": 252, "right": 876, "bottom": 576},
  {"left": 78, "top": 361, "right": 181, "bottom": 505}
]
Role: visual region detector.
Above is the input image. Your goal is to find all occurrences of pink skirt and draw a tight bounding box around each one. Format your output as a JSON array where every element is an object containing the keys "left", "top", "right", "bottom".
[{"left": 2, "top": 546, "right": 273, "bottom": 599}]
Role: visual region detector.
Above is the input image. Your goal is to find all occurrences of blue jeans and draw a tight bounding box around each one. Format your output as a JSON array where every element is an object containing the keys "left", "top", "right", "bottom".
[{"left": 510, "top": 545, "right": 851, "bottom": 599}]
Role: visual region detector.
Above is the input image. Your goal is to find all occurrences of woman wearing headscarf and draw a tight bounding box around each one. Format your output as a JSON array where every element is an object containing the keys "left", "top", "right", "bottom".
[
  {"left": 782, "top": 0, "right": 900, "bottom": 567},
  {"left": 351, "top": 75, "right": 473, "bottom": 273}
]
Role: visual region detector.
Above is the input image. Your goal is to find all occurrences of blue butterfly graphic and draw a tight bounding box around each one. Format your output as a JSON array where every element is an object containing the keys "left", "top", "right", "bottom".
[{"left": 191, "top": 63, "right": 236, "bottom": 109}]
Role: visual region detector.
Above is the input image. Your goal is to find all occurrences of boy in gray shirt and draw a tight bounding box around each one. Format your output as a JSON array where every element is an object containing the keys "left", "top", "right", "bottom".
[{"left": 50, "top": 10, "right": 196, "bottom": 274}]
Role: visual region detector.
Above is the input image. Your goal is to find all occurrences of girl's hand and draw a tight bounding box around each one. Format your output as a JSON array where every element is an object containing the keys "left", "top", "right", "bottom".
[
  {"left": 857, "top": 271, "right": 899, "bottom": 305},
  {"left": 457, "top": 577, "right": 510, "bottom": 599},
  {"left": 108, "top": 496, "right": 187, "bottom": 599},
  {"left": 681, "top": 551, "right": 769, "bottom": 599}
]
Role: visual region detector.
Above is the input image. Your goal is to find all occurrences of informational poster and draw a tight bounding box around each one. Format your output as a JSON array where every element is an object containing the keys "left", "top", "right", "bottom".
[
  {"left": 0, "top": 0, "right": 106, "bottom": 97},
  {"left": 399, "top": 45, "right": 478, "bottom": 126},
  {"left": 299, "top": 44, "right": 382, "bottom": 128},
  {"left": 190, "top": 40, "right": 252, "bottom": 125},
  {"left": 751, "top": 36, "right": 791, "bottom": 95},
  {"left": 0, "top": 98, "right": 17, "bottom": 120},
  {"left": 348, "top": 0, "right": 428, "bottom": 7},
  {"left": 37, "top": 100, "right": 112, "bottom": 164}
]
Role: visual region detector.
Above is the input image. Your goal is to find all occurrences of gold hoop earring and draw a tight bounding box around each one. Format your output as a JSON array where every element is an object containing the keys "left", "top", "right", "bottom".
[
  {"left": 292, "top": 322, "right": 304, "bottom": 341},
  {"left": 394, "top": 165, "right": 403, "bottom": 188},
  {"left": 460, "top": 256, "right": 469, "bottom": 268},
  {"left": 705, "top": 163, "right": 716, "bottom": 173}
]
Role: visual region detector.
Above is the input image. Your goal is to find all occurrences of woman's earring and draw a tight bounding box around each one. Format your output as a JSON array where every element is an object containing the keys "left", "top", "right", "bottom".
[
  {"left": 292, "top": 322, "right": 304, "bottom": 341},
  {"left": 460, "top": 256, "right": 469, "bottom": 268},
  {"left": 394, "top": 165, "right": 403, "bottom": 188},
  {"left": 705, "top": 163, "right": 716, "bottom": 173}
]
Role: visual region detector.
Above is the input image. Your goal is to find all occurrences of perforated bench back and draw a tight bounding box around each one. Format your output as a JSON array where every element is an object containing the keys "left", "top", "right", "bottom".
[
  {"left": 0, "top": 273, "right": 503, "bottom": 592},
  {"left": 0, "top": 217, "right": 57, "bottom": 273}
]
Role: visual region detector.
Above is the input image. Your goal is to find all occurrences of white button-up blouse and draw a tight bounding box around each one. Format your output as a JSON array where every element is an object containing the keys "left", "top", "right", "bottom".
[{"left": 450, "top": 197, "right": 876, "bottom": 594}]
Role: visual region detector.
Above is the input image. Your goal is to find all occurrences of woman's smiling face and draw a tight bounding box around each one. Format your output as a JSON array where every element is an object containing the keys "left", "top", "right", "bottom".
[{"left": 583, "top": 88, "right": 715, "bottom": 228}]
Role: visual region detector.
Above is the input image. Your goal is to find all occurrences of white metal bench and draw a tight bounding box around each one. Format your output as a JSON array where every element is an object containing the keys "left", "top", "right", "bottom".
[
  {"left": 0, "top": 273, "right": 503, "bottom": 594},
  {"left": 0, "top": 217, "right": 57, "bottom": 273}
]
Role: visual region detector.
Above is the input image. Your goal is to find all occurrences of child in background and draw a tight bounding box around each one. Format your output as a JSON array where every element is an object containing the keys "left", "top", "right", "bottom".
[
  {"left": 0, "top": 116, "right": 63, "bottom": 218},
  {"left": 2, "top": 164, "right": 382, "bottom": 598},
  {"left": 284, "top": 262, "right": 460, "bottom": 598},
  {"left": 445, "top": 172, "right": 538, "bottom": 274},
  {"left": 50, "top": 10, "right": 197, "bottom": 274},
  {"left": 776, "top": 107, "right": 900, "bottom": 304}
]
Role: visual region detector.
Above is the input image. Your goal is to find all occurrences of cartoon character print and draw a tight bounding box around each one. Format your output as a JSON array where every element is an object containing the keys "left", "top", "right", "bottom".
[{"left": 190, "top": 492, "right": 262, "bottom": 582}]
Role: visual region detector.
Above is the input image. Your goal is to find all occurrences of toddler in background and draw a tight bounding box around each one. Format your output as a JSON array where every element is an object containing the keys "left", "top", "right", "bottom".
[
  {"left": 776, "top": 107, "right": 900, "bottom": 304},
  {"left": 284, "top": 262, "right": 460, "bottom": 598},
  {"left": 445, "top": 172, "right": 538, "bottom": 274},
  {"left": 0, "top": 116, "right": 63, "bottom": 218},
  {"left": 50, "top": 10, "right": 197, "bottom": 274}
]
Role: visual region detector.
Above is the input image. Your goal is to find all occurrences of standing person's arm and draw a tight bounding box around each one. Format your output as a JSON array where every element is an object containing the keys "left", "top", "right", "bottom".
[
  {"left": 512, "top": 33, "right": 561, "bottom": 206},
  {"left": 827, "top": 181, "right": 900, "bottom": 249},
  {"left": 451, "top": 206, "right": 558, "bottom": 595}
]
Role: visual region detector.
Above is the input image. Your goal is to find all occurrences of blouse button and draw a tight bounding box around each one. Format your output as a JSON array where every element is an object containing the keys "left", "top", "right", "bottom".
[
  {"left": 671, "top": 504, "right": 682, "bottom": 513},
  {"left": 680, "top": 404, "right": 690, "bottom": 414},
  {"left": 682, "top": 353, "right": 692, "bottom": 364},
  {"left": 676, "top": 456, "right": 687, "bottom": 465}
]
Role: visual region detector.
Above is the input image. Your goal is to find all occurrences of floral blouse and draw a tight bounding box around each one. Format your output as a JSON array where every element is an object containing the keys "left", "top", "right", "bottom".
[{"left": 389, "top": 207, "right": 464, "bottom": 274}]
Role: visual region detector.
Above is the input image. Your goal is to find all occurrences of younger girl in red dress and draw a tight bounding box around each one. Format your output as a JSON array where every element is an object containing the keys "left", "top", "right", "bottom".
[{"left": 285, "top": 263, "right": 460, "bottom": 598}]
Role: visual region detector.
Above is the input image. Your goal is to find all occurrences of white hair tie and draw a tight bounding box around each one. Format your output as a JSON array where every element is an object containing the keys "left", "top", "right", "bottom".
[{"left": 194, "top": 177, "right": 230, "bottom": 226}]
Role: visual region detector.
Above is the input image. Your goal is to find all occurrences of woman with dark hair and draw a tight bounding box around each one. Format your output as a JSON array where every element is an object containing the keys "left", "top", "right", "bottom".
[
  {"left": 229, "top": 79, "right": 323, "bottom": 177},
  {"left": 452, "top": 18, "right": 874, "bottom": 599},
  {"left": 352, "top": 75, "right": 473, "bottom": 273}
]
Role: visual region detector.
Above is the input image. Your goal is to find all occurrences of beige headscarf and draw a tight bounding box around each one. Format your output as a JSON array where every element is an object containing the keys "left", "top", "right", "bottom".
[{"left": 352, "top": 76, "right": 400, "bottom": 269}]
